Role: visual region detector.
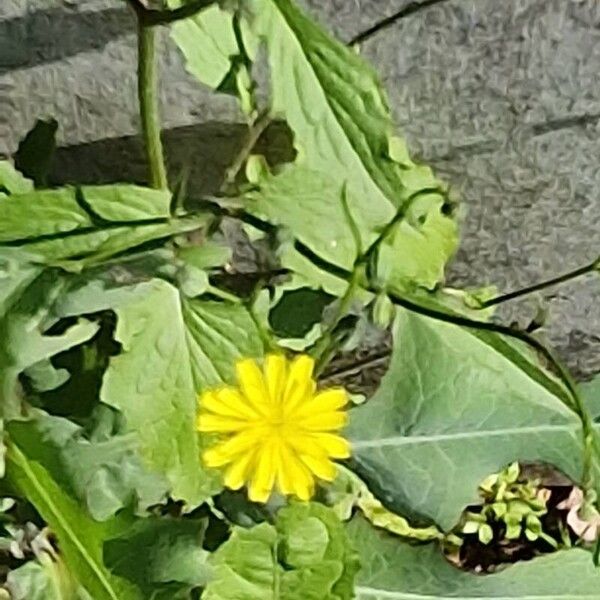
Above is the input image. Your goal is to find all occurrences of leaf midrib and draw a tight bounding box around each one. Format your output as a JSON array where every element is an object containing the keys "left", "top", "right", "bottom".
[
  {"left": 7, "top": 443, "right": 120, "bottom": 600},
  {"left": 269, "top": 0, "right": 397, "bottom": 214},
  {"left": 351, "top": 423, "right": 578, "bottom": 449}
]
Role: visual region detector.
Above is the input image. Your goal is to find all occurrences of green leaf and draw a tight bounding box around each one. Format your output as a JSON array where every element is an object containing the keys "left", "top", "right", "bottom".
[
  {"left": 14, "top": 118, "right": 58, "bottom": 187},
  {"left": 5, "top": 441, "right": 143, "bottom": 600},
  {"left": 0, "top": 185, "right": 168, "bottom": 241},
  {"left": 203, "top": 522, "right": 276, "bottom": 600},
  {"left": 0, "top": 271, "right": 99, "bottom": 417},
  {"left": 203, "top": 502, "right": 359, "bottom": 600},
  {"left": 582, "top": 376, "right": 600, "bottom": 419},
  {"left": 377, "top": 192, "right": 458, "bottom": 290},
  {"left": 169, "top": 3, "right": 254, "bottom": 110},
  {"left": 348, "top": 516, "right": 600, "bottom": 599},
  {"left": 0, "top": 249, "right": 41, "bottom": 317},
  {"left": 0, "top": 161, "right": 34, "bottom": 195},
  {"left": 98, "top": 279, "right": 264, "bottom": 506},
  {"left": 104, "top": 517, "right": 211, "bottom": 594},
  {"left": 323, "top": 466, "right": 442, "bottom": 542},
  {"left": 169, "top": 3, "right": 236, "bottom": 89},
  {"left": 6, "top": 556, "right": 91, "bottom": 600},
  {"left": 478, "top": 523, "right": 494, "bottom": 544},
  {"left": 0, "top": 185, "right": 205, "bottom": 264},
  {"left": 7, "top": 412, "right": 168, "bottom": 520},
  {"left": 348, "top": 309, "right": 584, "bottom": 530},
  {"left": 244, "top": 166, "right": 360, "bottom": 272},
  {"left": 178, "top": 241, "right": 232, "bottom": 270},
  {"left": 241, "top": 0, "right": 457, "bottom": 289},
  {"left": 276, "top": 503, "right": 360, "bottom": 600},
  {"left": 24, "top": 359, "right": 70, "bottom": 392}
]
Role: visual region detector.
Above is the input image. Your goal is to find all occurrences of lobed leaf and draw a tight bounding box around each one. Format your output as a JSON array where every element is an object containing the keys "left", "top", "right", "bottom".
[
  {"left": 7, "top": 413, "right": 168, "bottom": 521},
  {"left": 5, "top": 441, "right": 143, "bottom": 600},
  {"left": 6, "top": 556, "right": 91, "bottom": 600},
  {"left": 170, "top": 3, "right": 241, "bottom": 90},
  {"left": 96, "top": 279, "right": 264, "bottom": 507},
  {"left": 0, "top": 184, "right": 207, "bottom": 265},
  {"left": 324, "top": 466, "right": 442, "bottom": 542},
  {"left": 348, "top": 309, "right": 584, "bottom": 530},
  {"left": 240, "top": 0, "right": 457, "bottom": 290},
  {"left": 104, "top": 517, "right": 212, "bottom": 595},
  {"left": 203, "top": 502, "right": 359, "bottom": 600},
  {"left": 348, "top": 516, "right": 600, "bottom": 599},
  {"left": 0, "top": 271, "right": 99, "bottom": 418}
]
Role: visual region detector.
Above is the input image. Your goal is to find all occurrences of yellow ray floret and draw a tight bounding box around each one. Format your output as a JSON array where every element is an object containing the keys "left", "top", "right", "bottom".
[{"left": 197, "top": 353, "right": 351, "bottom": 503}]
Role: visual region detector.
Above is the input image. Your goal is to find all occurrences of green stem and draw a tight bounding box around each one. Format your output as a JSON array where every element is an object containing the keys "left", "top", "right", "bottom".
[
  {"left": 205, "top": 284, "right": 242, "bottom": 304},
  {"left": 245, "top": 281, "right": 279, "bottom": 353},
  {"left": 479, "top": 257, "right": 599, "bottom": 309},
  {"left": 137, "top": 23, "right": 168, "bottom": 190},
  {"left": 222, "top": 110, "right": 272, "bottom": 190},
  {"left": 312, "top": 265, "right": 364, "bottom": 375}
]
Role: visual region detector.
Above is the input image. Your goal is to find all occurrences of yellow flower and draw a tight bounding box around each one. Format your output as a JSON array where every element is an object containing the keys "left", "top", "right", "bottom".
[{"left": 197, "top": 353, "right": 351, "bottom": 503}]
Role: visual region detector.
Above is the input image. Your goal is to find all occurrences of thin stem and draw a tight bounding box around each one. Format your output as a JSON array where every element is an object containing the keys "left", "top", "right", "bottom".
[
  {"left": 246, "top": 280, "right": 279, "bottom": 353},
  {"left": 320, "top": 350, "right": 390, "bottom": 384},
  {"left": 358, "top": 186, "right": 446, "bottom": 270},
  {"left": 206, "top": 284, "right": 241, "bottom": 304},
  {"left": 222, "top": 110, "right": 272, "bottom": 189},
  {"left": 479, "top": 257, "right": 600, "bottom": 309},
  {"left": 312, "top": 265, "right": 364, "bottom": 375},
  {"left": 137, "top": 23, "right": 168, "bottom": 190},
  {"left": 349, "top": 0, "right": 452, "bottom": 46},
  {"left": 341, "top": 184, "right": 363, "bottom": 256}
]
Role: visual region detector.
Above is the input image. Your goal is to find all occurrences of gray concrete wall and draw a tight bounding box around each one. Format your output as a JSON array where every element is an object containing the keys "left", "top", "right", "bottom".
[{"left": 1, "top": 0, "right": 599, "bottom": 379}]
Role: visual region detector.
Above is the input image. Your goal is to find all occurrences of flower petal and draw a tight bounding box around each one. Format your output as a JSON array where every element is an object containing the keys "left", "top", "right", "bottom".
[
  {"left": 297, "top": 411, "right": 348, "bottom": 431},
  {"left": 285, "top": 455, "right": 315, "bottom": 501},
  {"left": 285, "top": 434, "right": 329, "bottom": 459},
  {"left": 248, "top": 440, "right": 277, "bottom": 503},
  {"left": 215, "top": 387, "right": 261, "bottom": 421},
  {"left": 264, "top": 354, "right": 287, "bottom": 404},
  {"left": 199, "top": 389, "right": 256, "bottom": 421},
  {"left": 223, "top": 450, "right": 256, "bottom": 490},
  {"left": 236, "top": 358, "right": 270, "bottom": 414},
  {"left": 289, "top": 388, "right": 348, "bottom": 419},
  {"left": 196, "top": 414, "right": 250, "bottom": 433},
  {"left": 300, "top": 454, "right": 337, "bottom": 481},
  {"left": 275, "top": 444, "right": 295, "bottom": 496},
  {"left": 203, "top": 429, "right": 264, "bottom": 467},
  {"left": 311, "top": 433, "right": 351, "bottom": 459},
  {"left": 283, "top": 355, "right": 315, "bottom": 415}
]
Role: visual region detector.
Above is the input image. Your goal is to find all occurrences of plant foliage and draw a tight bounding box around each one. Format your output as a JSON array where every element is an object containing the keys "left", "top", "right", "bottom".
[{"left": 0, "top": 0, "right": 598, "bottom": 597}]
